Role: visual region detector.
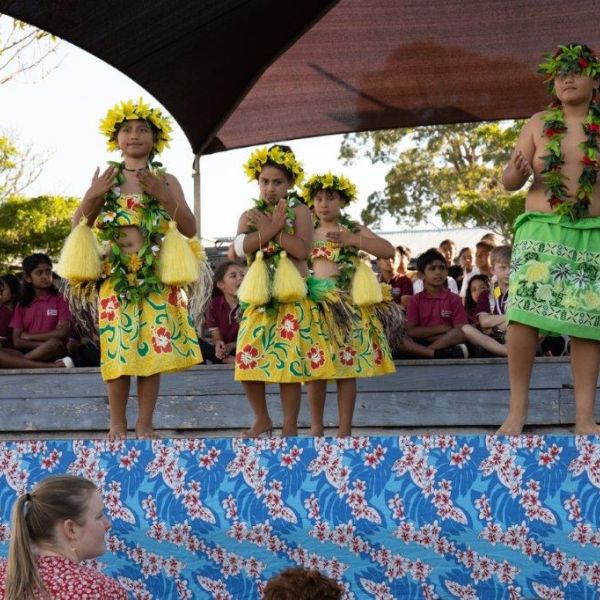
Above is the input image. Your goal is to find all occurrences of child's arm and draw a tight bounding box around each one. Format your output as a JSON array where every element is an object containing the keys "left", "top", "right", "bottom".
[
  {"left": 73, "top": 166, "right": 117, "bottom": 227},
  {"left": 237, "top": 199, "right": 286, "bottom": 255},
  {"left": 406, "top": 322, "right": 451, "bottom": 339},
  {"left": 16, "top": 319, "right": 70, "bottom": 345},
  {"left": 280, "top": 203, "right": 311, "bottom": 260},
  {"left": 137, "top": 171, "right": 197, "bottom": 237},
  {"left": 502, "top": 114, "right": 538, "bottom": 191},
  {"left": 478, "top": 312, "right": 507, "bottom": 329},
  {"left": 326, "top": 225, "right": 394, "bottom": 259}
]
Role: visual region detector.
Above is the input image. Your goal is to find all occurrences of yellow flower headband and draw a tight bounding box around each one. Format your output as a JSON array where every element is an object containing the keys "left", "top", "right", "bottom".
[
  {"left": 301, "top": 172, "right": 358, "bottom": 206},
  {"left": 243, "top": 145, "right": 304, "bottom": 186},
  {"left": 99, "top": 98, "right": 173, "bottom": 155}
]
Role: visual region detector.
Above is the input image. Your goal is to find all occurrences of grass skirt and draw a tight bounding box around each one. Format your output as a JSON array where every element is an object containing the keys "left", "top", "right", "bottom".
[
  {"left": 99, "top": 280, "right": 202, "bottom": 381},
  {"left": 234, "top": 297, "right": 335, "bottom": 383},
  {"left": 508, "top": 211, "right": 600, "bottom": 340}
]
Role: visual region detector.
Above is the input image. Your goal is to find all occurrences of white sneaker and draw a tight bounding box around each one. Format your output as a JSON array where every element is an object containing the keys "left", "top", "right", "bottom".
[
  {"left": 457, "top": 344, "right": 469, "bottom": 358},
  {"left": 58, "top": 356, "right": 75, "bottom": 368}
]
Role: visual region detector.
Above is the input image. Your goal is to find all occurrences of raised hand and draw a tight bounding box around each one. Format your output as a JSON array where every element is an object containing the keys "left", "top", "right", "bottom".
[
  {"left": 325, "top": 226, "right": 358, "bottom": 248},
  {"left": 510, "top": 150, "right": 532, "bottom": 178},
  {"left": 86, "top": 165, "right": 117, "bottom": 199},
  {"left": 136, "top": 168, "right": 167, "bottom": 199}
]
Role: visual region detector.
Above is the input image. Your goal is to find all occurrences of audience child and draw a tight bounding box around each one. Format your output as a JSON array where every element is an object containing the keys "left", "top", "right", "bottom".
[
  {"left": 461, "top": 246, "right": 511, "bottom": 357},
  {"left": 460, "top": 240, "right": 493, "bottom": 296},
  {"left": 405, "top": 248, "right": 468, "bottom": 356},
  {"left": 438, "top": 239, "right": 457, "bottom": 268},
  {"left": 0, "top": 475, "right": 127, "bottom": 599},
  {"left": 0, "top": 274, "right": 20, "bottom": 349},
  {"left": 464, "top": 273, "right": 491, "bottom": 323},
  {"left": 201, "top": 260, "right": 244, "bottom": 364},
  {"left": 8, "top": 254, "right": 73, "bottom": 368},
  {"left": 377, "top": 256, "right": 413, "bottom": 308}
]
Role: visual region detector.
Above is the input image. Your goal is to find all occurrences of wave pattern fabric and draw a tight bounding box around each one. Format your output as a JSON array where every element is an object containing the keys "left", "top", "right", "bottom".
[{"left": 0, "top": 435, "right": 599, "bottom": 599}]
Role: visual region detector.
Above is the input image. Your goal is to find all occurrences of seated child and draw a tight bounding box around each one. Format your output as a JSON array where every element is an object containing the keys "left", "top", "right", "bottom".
[
  {"left": 405, "top": 248, "right": 468, "bottom": 356},
  {"left": 377, "top": 256, "right": 413, "bottom": 308},
  {"left": 200, "top": 261, "right": 244, "bottom": 364},
  {"left": 3, "top": 255, "right": 73, "bottom": 368},
  {"left": 461, "top": 245, "right": 511, "bottom": 357},
  {"left": 464, "top": 274, "right": 491, "bottom": 324}
]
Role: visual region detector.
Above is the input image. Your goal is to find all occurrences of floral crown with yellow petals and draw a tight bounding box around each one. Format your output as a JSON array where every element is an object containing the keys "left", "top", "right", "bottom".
[
  {"left": 99, "top": 98, "right": 173, "bottom": 155},
  {"left": 538, "top": 44, "right": 600, "bottom": 95},
  {"left": 301, "top": 172, "right": 358, "bottom": 207},
  {"left": 243, "top": 145, "right": 304, "bottom": 186}
]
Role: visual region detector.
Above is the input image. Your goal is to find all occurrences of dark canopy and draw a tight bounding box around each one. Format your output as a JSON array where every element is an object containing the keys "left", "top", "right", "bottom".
[{"left": 2, "top": 0, "right": 600, "bottom": 154}]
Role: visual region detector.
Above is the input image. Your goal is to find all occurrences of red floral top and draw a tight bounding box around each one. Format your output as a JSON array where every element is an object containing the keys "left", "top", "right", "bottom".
[{"left": 0, "top": 555, "right": 127, "bottom": 599}]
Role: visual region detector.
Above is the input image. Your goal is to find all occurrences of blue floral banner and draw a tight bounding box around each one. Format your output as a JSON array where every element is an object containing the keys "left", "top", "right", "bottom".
[{"left": 0, "top": 435, "right": 599, "bottom": 599}]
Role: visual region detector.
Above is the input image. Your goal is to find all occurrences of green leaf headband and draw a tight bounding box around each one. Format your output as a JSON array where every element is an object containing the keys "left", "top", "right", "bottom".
[{"left": 538, "top": 44, "right": 600, "bottom": 95}]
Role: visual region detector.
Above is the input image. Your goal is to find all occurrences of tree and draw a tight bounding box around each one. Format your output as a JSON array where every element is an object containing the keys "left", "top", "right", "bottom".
[
  {"left": 0, "top": 196, "right": 79, "bottom": 269},
  {"left": 0, "top": 16, "right": 59, "bottom": 86},
  {"left": 339, "top": 121, "right": 526, "bottom": 242}
]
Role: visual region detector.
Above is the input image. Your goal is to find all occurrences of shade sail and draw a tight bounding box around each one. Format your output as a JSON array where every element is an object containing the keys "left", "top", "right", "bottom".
[{"left": 2, "top": 0, "right": 599, "bottom": 154}]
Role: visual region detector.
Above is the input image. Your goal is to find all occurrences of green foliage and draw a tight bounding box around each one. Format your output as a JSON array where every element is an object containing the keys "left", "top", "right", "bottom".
[
  {"left": 0, "top": 196, "right": 79, "bottom": 269},
  {"left": 339, "top": 120, "right": 526, "bottom": 241}
]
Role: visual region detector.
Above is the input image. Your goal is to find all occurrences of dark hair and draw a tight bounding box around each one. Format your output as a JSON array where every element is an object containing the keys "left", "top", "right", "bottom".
[
  {"left": 416, "top": 248, "right": 447, "bottom": 273},
  {"left": 212, "top": 260, "right": 240, "bottom": 297},
  {"left": 0, "top": 273, "right": 22, "bottom": 306},
  {"left": 465, "top": 274, "right": 490, "bottom": 315},
  {"left": 458, "top": 246, "right": 472, "bottom": 259},
  {"left": 20, "top": 253, "right": 58, "bottom": 308},
  {"left": 490, "top": 244, "right": 512, "bottom": 266},
  {"left": 263, "top": 567, "right": 342, "bottom": 600},
  {"left": 475, "top": 240, "right": 494, "bottom": 252},
  {"left": 395, "top": 245, "right": 411, "bottom": 258},
  {"left": 262, "top": 144, "right": 296, "bottom": 182},
  {"left": 439, "top": 239, "right": 456, "bottom": 248},
  {"left": 5, "top": 476, "right": 97, "bottom": 600}
]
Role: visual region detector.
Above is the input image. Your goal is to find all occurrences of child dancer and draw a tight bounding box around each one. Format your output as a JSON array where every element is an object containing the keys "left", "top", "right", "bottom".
[
  {"left": 233, "top": 145, "right": 334, "bottom": 437},
  {"left": 303, "top": 173, "right": 396, "bottom": 437},
  {"left": 499, "top": 44, "right": 600, "bottom": 435},
  {"left": 65, "top": 99, "right": 208, "bottom": 440}
]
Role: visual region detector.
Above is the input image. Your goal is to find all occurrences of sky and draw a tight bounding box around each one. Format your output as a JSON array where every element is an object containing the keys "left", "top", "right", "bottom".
[{"left": 1, "top": 28, "right": 405, "bottom": 245}]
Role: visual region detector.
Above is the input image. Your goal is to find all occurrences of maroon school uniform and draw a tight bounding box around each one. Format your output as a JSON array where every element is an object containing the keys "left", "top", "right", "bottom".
[
  {"left": 474, "top": 285, "right": 508, "bottom": 318},
  {"left": 10, "top": 292, "right": 70, "bottom": 334},
  {"left": 384, "top": 274, "right": 413, "bottom": 304},
  {"left": 0, "top": 305, "right": 13, "bottom": 348},
  {"left": 205, "top": 295, "right": 239, "bottom": 344},
  {"left": 406, "top": 288, "right": 468, "bottom": 328}
]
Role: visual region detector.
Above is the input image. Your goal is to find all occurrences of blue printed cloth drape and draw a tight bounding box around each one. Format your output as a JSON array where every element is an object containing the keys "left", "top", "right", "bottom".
[{"left": 0, "top": 435, "right": 599, "bottom": 599}]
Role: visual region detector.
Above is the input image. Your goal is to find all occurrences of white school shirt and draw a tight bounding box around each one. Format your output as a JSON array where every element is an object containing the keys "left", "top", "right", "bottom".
[{"left": 413, "top": 276, "right": 458, "bottom": 295}]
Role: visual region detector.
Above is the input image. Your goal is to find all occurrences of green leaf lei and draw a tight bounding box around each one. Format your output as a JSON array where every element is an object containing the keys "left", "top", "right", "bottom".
[
  {"left": 313, "top": 211, "right": 362, "bottom": 291},
  {"left": 541, "top": 102, "right": 600, "bottom": 219},
  {"left": 96, "top": 161, "right": 169, "bottom": 303},
  {"left": 248, "top": 191, "right": 301, "bottom": 274}
]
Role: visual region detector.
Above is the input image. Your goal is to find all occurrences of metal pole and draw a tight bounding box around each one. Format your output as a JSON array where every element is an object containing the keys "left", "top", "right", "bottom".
[{"left": 192, "top": 153, "right": 201, "bottom": 237}]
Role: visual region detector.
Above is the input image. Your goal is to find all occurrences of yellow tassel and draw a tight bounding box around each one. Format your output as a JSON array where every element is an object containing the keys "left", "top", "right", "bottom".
[
  {"left": 157, "top": 221, "right": 199, "bottom": 285},
  {"left": 380, "top": 282, "right": 393, "bottom": 303},
  {"left": 351, "top": 260, "right": 383, "bottom": 306},
  {"left": 56, "top": 217, "right": 101, "bottom": 282},
  {"left": 272, "top": 251, "right": 307, "bottom": 302},
  {"left": 238, "top": 250, "right": 271, "bottom": 305}
]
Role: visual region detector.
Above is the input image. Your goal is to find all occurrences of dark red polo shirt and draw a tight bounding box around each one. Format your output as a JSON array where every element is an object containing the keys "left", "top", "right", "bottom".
[{"left": 205, "top": 295, "right": 240, "bottom": 344}]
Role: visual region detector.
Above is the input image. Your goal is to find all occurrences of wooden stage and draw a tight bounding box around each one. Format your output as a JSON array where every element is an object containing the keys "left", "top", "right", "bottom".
[{"left": 0, "top": 357, "right": 596, "bottom": 437}]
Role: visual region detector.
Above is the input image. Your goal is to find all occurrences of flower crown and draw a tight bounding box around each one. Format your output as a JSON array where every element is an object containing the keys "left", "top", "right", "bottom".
[
  {"left": 99, "top": 98, "right": 173, "bottom": 155},
  {"left": 243, "top": 146, "right": 304, "bottom": 186},
  {"left": 301, "top": 172, "right": 358, "bottom": 207},
  {"left": 538, "top": 44, "right": 600, "bottom": 94}
]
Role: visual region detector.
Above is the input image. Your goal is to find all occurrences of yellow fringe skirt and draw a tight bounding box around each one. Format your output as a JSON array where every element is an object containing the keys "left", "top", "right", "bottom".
[
  {"left": 99, "top": 280, "right": 202, "bottom": 382},
  {"left": 234, "top": 298, "right": 335, "bottom": 383}
]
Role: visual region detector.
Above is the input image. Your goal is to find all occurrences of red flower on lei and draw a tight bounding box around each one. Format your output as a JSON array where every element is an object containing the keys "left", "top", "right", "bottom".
[
  {"left": 151, "top": 326, "right": 172, "bottom": 354},
  {"left": 307, "top": 346, "right": 325, "bottom": 370},
  {"left": 279, "top": 313, "right": 300, "bottom": 341},
  {"left": 236, "top": 344, "right": 259, "bottom": 370},
  {"left": 100, "top": 295, "right": 120, "bottom": 322},
  {"left": 373, "top": 343, "right": 383, "bottom": 365}
]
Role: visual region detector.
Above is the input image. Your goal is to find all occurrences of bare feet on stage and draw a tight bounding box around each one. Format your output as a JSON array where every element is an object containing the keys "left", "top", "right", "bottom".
[
  {"left": 496, "top": 413, "right": 526, "bottom": 436},
  {"left": 136, "top": 425, "right": 159, "bottom": 440},
  {"left": 574, "top": 420, "right": 600, "bottom": 436},
  {"left": 240, "top": 418, "right": 273, "bottom": 439},
  {"left": 107, "top": 424, "right": 128, "bottom": 441}
]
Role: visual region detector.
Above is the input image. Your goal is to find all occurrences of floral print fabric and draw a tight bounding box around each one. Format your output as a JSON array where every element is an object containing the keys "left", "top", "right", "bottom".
[
  {"left": 99, "top": 279, "right": 202, "bottom": 381},
  {"left": 508, "top": 211, "right": 600, "bottom": 339},
  {"left": 0, "top": 436, "right": 599, "bottom": 599}
]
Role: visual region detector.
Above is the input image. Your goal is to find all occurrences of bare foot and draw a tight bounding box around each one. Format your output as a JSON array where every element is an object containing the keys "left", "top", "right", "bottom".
[
  {"left": 310, "top": 426, "right": 325, "bottom": 437},
  {"left": 496, "top": 414, "right": 526, "bottom": 436},
  {"left": 336, "top": 429, "right": 352, "bottom": 438},
  {"left": 240, "top": 418, "right": 273, "bottom": 438},
  {"left": 107, "top": 425, "right": 127, "bottom": 441},
  {"left": 136, "top": 427, "right": 159, "bottom": 440},
  {"left": 574, "top": 421, "right": 600, "bottom": 436}
]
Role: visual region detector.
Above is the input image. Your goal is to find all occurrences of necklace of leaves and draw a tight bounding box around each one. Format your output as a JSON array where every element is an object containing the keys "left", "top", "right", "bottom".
[
  {"left": 97, "top": 160, "right": 169, "bottom": 304},
  {"left": 249, "top": 191, "right": 301, "bottom": 274},
  {"left": 313, "top": 211, "right": 361, "bottom": 291},
  {"left": 541, "top": 100, "right": 600, "bottom": 219}
]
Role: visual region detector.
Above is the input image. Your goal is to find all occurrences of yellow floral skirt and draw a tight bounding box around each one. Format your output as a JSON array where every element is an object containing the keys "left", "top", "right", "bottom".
[
  {"left": 99, "top": 280, "right": 202, "bottom": 381},
  {"left": 331, "top": 303, "right": 396, "bottom": 379},
  {"left": 234, "top": 298, "right": 335, "bottom": 383}
]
